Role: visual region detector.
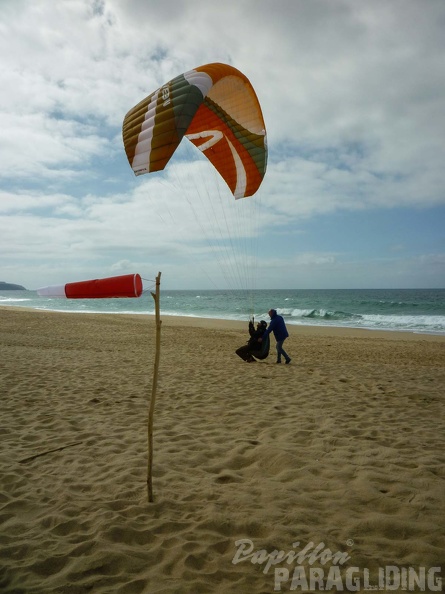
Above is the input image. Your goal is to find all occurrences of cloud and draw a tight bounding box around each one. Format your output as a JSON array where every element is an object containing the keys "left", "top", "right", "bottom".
[{"left": 0, "top": 0, "right": 444, "bottom": 288}]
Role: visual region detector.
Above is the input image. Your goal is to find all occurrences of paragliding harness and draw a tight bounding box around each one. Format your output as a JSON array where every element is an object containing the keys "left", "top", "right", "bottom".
[
  {"left": 254, "top": 333, "right": 270, "bottom": 360},
  {"left": 250, "top": 318, "right": 270, "bottom": 361}
]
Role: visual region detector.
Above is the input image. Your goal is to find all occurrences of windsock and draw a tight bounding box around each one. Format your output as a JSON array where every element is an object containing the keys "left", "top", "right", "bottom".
[{"left": 37, "top": 273, "right": 143, "bottom": 299}]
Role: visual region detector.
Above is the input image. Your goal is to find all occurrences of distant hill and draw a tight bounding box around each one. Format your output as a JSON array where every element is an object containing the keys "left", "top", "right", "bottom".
[{"left": 0, "top": 281, "right": 26, "bottom": 290}]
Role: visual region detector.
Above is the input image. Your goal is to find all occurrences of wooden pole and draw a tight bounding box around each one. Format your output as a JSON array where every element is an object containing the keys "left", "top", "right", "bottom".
[{"left": 147, "top": 272, "right": 161, "bottom": 502}]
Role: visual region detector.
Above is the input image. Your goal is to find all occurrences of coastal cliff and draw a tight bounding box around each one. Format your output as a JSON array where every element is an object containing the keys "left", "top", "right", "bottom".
[{"left": 0, "top": 281, "right": 26, "bottom": 290}]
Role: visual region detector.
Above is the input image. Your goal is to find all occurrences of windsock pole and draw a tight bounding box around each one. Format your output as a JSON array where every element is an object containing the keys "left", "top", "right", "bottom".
[{"left": 147, "top": 272, "right": 161, "bottom": 502}]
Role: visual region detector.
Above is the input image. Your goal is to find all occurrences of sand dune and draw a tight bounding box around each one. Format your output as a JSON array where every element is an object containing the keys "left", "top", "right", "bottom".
[{"left": 1, "top": 307, "right": 444, "bottom": 593}]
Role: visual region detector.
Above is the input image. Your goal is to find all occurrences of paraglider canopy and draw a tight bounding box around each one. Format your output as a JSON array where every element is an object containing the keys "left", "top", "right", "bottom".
[{"left": 122, "top": 63, "right": 267, "bottom": 199}]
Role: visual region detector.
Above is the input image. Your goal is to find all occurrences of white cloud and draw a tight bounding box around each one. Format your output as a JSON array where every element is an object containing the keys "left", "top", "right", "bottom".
[{"left": 0, "top": 0, "right": 444, "bottom": 289}]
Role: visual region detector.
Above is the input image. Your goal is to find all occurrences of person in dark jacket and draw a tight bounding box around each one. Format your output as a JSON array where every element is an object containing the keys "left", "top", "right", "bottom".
[
  {"left": 261, "top": 309, "right": 291, "bottom": 364},
  {"left": 235, "top": 320, "right": 269, "bottom": 363}
]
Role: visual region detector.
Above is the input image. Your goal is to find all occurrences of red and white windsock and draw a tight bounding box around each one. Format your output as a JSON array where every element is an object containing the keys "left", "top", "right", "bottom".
[{"left": 37, "top": 273, "right": 143, "bottom": 299}]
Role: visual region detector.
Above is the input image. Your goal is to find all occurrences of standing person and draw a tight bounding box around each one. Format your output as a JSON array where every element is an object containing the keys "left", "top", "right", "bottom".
[
  {"left": 235, "top": 320, "right": 269, "bottom": 363},
  {"left": 261, "top": 309, "right": 291, "bottom": 364}
]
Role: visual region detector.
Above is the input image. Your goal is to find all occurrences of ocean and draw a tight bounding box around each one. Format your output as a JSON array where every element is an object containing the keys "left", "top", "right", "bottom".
[{"left": 1, "top": 288, "right": 445, "bottom": 335}]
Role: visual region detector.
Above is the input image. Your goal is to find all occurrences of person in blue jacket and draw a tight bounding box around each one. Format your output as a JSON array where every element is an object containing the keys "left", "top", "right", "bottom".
[{"left": 260, "top": 309, "right": 291, "bottom": 364}]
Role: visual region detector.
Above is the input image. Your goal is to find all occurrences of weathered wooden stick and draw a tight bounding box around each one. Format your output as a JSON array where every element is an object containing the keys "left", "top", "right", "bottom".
[
  {"left": 147, "top": 271, "right": 162, "bottom": 502},
  {"left": 18, "top": 441, "right": 83, "bottom": 464}
]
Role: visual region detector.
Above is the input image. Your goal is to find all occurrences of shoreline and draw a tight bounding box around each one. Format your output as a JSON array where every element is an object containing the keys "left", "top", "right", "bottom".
[{"left": 1, "top": 305, "right": 445, "bottom": 341}]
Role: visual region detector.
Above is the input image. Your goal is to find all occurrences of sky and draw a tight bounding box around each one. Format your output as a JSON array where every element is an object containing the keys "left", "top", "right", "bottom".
[{"left": 1, "top": 0, "right": 444, "bottom": 291}]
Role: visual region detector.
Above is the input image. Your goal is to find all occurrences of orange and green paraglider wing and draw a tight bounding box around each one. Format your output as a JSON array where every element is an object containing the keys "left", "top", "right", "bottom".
[{"left": 122, "top": 63, "right": 267, "bottom": 199}]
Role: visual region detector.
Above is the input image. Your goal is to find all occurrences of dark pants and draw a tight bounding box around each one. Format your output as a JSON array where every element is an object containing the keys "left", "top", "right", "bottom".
[
  {"left": 235, "top": 345, "right": 260, "bottom": 362},
  {"left": 276, "top": 339, "right": 290, "bottom": 363}
]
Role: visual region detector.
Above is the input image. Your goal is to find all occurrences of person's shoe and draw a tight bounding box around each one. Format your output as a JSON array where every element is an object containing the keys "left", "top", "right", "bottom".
[
  {"left": 285, "top": 359, "right": 292, "bottom": 364},
  {"left": 276, "top": 360, "right": 281, "bottom": 364}
]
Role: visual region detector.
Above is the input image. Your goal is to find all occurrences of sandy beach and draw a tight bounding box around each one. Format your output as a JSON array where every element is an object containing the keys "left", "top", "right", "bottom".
[{"left": 1, "top": 306, "right": 444, "bottom": 593}]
